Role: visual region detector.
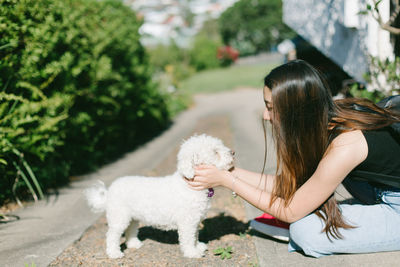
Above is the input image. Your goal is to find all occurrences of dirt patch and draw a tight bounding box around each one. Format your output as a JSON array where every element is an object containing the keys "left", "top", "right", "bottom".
[{"left": 49, "top": 115, "right": 258, "bottom": 266}]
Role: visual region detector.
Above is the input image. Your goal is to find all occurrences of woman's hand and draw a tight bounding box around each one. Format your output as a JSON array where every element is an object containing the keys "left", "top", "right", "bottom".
[{"left": 185, "top": 164, "right": 232, "bottom": 190}]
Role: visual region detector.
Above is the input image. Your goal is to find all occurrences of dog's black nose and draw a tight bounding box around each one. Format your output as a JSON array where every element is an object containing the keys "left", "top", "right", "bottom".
[{"left": 231, "top": 150, "right": 235, "bottom": 156}]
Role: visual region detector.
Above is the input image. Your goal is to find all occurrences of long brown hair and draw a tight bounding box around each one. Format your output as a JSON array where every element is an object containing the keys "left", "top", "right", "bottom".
[{"left": 263, "top": 60, "right": 400, "bottom": 239}]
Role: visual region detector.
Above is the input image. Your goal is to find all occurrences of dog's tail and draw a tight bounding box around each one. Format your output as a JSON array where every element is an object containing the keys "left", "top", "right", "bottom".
[{"left": 84, "top": 180, "right": 108, "bottom": 213}]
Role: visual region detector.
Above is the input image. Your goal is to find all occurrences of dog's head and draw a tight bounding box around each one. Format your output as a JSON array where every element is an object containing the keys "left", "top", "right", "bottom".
[{"left": 177, "top": 134, "right": 234, "bottom": 179}]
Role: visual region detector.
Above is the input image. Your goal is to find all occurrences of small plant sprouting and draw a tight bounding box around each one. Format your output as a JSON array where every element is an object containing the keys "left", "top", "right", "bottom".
[
  {"left": 213, "top": 246, "right": 233, "bottom": 260},
  {"left": 239, "top": 231, "right": 248, "bottom": 239}
]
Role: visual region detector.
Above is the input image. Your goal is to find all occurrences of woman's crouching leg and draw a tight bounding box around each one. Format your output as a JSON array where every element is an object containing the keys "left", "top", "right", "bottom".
[
  {"left": 288, "top": 211, "right": 331, "bottom": 258},
  {"left": 288, "top": 203, "right": 400, "bottom": 258}
]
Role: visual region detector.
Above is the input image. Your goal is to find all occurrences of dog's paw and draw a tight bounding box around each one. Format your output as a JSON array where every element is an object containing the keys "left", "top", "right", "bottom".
[
  {"left": 196, "top": 242, "right": 207, "bottom": 253},
  {"left": 182, "top": 247, "right": 205, "bottom": 258},
  {"left": 127, "top": 238, "right": 143, "bottom": 249},
  {"left": 107, "top": 249, "right": 124, "bottom": 259}
]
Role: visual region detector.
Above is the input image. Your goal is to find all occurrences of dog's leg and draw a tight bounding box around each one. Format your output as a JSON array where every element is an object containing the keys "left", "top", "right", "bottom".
[
  {"left": 125, "top": 220, "right": 143, "bottom": 249},
  {"left": 106, "top": 211, "right": 130, "bottom": 258},
  {"left": 177, "top": 220, "right": 207, "bottom": 258},
  {"left": 196, "top": 241, "right": 208, "bottom": 252}
]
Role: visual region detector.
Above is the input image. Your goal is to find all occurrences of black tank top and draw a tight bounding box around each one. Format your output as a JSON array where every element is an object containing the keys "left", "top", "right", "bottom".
[{"left": 353, "top": 127, "right": 400, "bottom": 178}]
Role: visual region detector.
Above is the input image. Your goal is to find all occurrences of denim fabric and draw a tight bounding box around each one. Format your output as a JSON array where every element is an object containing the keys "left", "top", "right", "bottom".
[{"left": 288, "top": 179, "right": 400, "bottom": 258}]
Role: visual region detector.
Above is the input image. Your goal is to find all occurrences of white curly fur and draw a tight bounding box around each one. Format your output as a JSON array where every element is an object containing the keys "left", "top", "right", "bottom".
[{"left": 84, "top": 134, "right": 234, "bottom": 259}]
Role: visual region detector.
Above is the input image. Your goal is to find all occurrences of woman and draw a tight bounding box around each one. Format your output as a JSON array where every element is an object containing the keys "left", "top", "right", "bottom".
[{"left": 186, "top": 60, "right": 400, "bottom": 257}]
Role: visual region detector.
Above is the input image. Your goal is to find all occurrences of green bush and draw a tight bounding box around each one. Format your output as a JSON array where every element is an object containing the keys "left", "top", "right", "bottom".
[
  {"left": 189, "top": 36, "right": 222, "bottom": 71},
  {"left": 147, "top": 42, "right": 195, "bottom": 92},
  {"left": 147, "top": 41, "right": 189, "bottom": 72},
  {"left": 348, "top": 83, "right": 385, "bottom": 103},
  {"left": 0, "top": 0, "right": 173, "bottom": 204},
  {"left": 146, "top": 18, "right": 224, "bottom": 97}
]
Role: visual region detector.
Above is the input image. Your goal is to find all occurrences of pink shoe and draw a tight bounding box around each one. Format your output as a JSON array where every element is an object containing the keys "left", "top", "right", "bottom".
[{"left": 250, "top": 213, "right": 290, "bottom": 242}]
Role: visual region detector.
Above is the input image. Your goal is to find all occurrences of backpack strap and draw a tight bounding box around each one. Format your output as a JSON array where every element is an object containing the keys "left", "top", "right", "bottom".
[
  {"left": 349, "top": 170, "right": 400, "bottom": 189},
  {"left": 377, "top": 95, "right": 400, "bottom": 111},
  {"left": 377, "top": 95, "right": 400, "bottom": 135}
]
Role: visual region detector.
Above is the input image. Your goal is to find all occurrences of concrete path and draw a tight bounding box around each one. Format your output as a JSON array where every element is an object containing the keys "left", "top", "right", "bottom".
[{"left": 1, "top": 88, "right": 399, "bottom": 266}]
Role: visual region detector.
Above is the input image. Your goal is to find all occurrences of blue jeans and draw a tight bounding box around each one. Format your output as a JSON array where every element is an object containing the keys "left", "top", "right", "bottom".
[{"left": 288, "top": 178, "right": 400, "bottom": 257}]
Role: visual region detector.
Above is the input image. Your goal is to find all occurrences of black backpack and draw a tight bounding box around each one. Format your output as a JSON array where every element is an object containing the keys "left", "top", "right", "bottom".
[
  {"left": 349, "top": 95, "right": 400, "bottom": 188},
  {"left": 376, "top": 95, "right": 400, "bottom": 133}
]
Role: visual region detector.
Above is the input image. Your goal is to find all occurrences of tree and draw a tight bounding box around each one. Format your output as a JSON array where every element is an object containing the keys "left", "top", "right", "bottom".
[
  {"left": 218, "top": 0, "right": 295, "bottom": 55},
  {"left": 366, "top": 0, "right": 400, "bottom": 35}
]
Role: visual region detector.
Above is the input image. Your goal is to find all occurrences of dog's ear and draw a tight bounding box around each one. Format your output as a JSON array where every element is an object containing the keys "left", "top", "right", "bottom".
[
  {"left": 177, "top": 138, "right": 196, "bottom": 178},
  {"left": 177, "top": 155, "right": 195, "bottom": 179},
  {"left": 214, "top": 148, "right": 221, "bottom": 160}
]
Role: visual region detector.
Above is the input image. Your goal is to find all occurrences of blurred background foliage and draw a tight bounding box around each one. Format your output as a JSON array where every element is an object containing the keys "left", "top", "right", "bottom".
[
  {"left": 181, "top": 63, "right": 275, "bottom": 94},
  {"left": 219, "top": 0, "right": 295, "bottom": 56},
  {"left": 148, "top": 0, "right": 291, "bottom": 95}
]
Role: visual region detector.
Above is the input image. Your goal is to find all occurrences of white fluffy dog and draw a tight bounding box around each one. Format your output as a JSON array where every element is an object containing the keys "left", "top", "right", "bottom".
[{"left": 85, "top": 134, "right": 234, "bottom": 259}]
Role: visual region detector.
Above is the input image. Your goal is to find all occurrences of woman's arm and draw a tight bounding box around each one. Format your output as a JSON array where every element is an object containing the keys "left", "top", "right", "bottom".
[
  {"left": 188, "top": 130, "right": 368, "bottom": 223},
  {"left": 231, "top": 167, "right": 275, "bottom": 193},
  {"left": 192, "top": 167, "right": 276, "bottom": 194}
]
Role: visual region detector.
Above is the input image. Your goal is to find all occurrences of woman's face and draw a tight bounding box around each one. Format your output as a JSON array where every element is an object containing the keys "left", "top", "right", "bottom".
[{"left": 263, "top": 86, "right": 273, "bottom": 121}]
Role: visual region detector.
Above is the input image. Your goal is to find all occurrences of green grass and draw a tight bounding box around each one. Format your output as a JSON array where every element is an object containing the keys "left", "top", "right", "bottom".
[{"left": 180, "top": 63, "right": 278, "bottom": 94}]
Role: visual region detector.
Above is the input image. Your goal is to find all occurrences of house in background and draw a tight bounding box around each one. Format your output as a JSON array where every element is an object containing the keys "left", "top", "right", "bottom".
[{"left": 282, "top": 0, "right": 397, "bottom": 93}]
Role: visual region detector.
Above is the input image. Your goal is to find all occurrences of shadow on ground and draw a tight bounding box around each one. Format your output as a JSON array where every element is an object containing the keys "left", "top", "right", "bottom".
[{"left": 130, "top": 213, "right": 249, "bottom": 247}]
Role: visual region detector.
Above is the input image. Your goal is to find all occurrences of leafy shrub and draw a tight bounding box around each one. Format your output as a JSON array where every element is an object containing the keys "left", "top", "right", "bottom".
[
  {"left": 146, "top": 18, "right": 225, "bottom": 96},
  {"left": 189, "top": 36, "right": 222, "bottom": 71},
  {"left": 147, "top": 42, "right": 189, "bottom": 72},
  {"left": 0, "top": 0, "right": 173, "bottom": 204},
  {"left": 188, "top": 19, "right": 224, "bottom": 71},
  {"left": 348, "top": 83, "right": 385, "bottom": 103},
  {"left": 147, "top": 42, "right": 195, "bottom": 92}
]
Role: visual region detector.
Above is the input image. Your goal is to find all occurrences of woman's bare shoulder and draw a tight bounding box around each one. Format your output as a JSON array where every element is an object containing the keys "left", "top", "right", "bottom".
[
  {"left": 328, "top": 130, "right": 368, "bottom": 162},
  {"left": 331, "top": 130, "right": 365, "bottom": 145}
]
